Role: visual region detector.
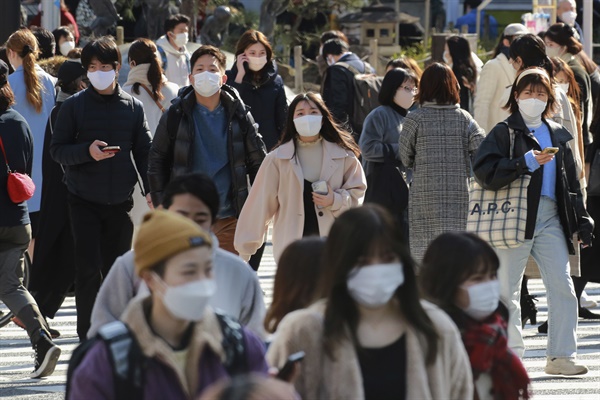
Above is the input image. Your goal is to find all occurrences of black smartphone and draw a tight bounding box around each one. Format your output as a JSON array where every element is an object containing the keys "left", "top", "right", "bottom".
[{"left": 276, "top": 351, "right": 305, "bottom": 381}]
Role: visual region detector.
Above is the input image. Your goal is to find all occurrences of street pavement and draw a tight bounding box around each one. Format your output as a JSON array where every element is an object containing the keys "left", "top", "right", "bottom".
[{"left": 1, "top": 239, "right": 599, "bottom": 399}]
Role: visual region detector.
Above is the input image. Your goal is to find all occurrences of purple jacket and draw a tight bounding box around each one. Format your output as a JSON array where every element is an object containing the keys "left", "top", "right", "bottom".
[{"left": 69, "top": 298, "right": 268, "bottom": 399}]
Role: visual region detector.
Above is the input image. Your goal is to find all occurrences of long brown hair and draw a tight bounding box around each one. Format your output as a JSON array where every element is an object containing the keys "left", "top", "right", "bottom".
[
  {"left": 234, "top": 29, "right": 273, "bottom": 79},
  {"left": 278, "top": 92, "right": 360, "bottom": 157},
  {"left": 6, "top": 29, "right": 43, "bottom": 113},
  {"left": 264, "top": 237, "right": 326, "bottom": 333},
  {"left": 551, "top": 57, "right": 581, "bottom": 125},
  {"left": 128, "top": 38, "right": 164, "bottom": 102},
  {"left": 320, "top": 205, "right": 439, "bottom": 364},
  {"left": 504, "top": 68, "right": 557, "bottom": 119}
]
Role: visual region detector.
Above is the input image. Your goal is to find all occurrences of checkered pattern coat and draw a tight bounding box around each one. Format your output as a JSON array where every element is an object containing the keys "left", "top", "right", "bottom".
[{"left": 400, "top": 104, "right": 485, "bottom": 262}]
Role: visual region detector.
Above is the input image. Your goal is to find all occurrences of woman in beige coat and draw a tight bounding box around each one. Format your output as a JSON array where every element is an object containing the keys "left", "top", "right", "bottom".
[
  {"left": 267, "top": 205, "right": 473, "bottom": 399},
  {"left": 234, "top": 92, "right": 366, "bottom": 262}
]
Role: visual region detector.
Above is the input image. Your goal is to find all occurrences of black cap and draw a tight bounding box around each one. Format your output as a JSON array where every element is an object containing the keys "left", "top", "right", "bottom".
[
  {"left": 0, "top": 59, "right": 8, "bottom": 86},
  {"left": 57, "top": 60, "right": 86, "bottom": 87}
]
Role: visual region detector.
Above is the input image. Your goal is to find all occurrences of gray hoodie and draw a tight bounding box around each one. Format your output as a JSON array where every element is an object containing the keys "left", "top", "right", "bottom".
[{"left": 87, "top": 238, "right": 266, "bottom": 339}]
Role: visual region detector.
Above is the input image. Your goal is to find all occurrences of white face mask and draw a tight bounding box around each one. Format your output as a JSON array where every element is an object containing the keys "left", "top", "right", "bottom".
[
  {"left": 561, "top": 11, "right": 577, "bottom": 26},
  {"left": 394, "top": 88, "right": 414, "bottom": 110},
  {"left": 87, "top": 69, "right": 116, "bottom": 91},
  {"left": 347, "top": 262, "right": 405, "bottom": 308},
  {"left": 155, "top": 274, "right": 216, "bottom": 321},
  {"left": 558, "top": 82, "right": 570, "bottom": 94},
  {"left": 193, "top": 71, "right": 222, "bottom": 97},
  {"left": 326, "top": 56, "right": 335, "bottom": 66},
  {"left": 172, "top": 32, "right": 188, "bottom": 48},
  {"left": 461, "top": 280, "right": 500, "bottom": 321},
  {"left": 518, "top": 98, "right": 547, "bottom": 118},
  {"left": 59, "top": 40, "right": 75, "bottom": 56},
  {"left": 247, "top": 55, "right": 268, "bottom": 71},
  {"left": 294, "top": 115, "right": 322, "bottom": 137},
  {"left": 546, "top": 46, "right": 564, "bottom": 58}
]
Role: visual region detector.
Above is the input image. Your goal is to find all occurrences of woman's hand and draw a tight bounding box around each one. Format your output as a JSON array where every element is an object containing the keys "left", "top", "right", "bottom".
[
  {"left": 235, "top": 53, "right": 249, "bottom": 83},
  {"left": 313, "top": 185, "right": 334, "bottom": 208},
  {"left": 533, "top": 150, "right": 555, "bottom": 166}
]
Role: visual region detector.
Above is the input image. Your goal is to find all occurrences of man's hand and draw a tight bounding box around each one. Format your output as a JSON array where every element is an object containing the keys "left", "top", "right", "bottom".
[{"left": 89, "top": 140, "right": 115, "bottom": 161}]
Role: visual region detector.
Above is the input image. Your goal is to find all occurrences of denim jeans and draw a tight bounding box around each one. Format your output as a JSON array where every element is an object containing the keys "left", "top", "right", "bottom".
[{"left": 495, "top": 197, "right": 578, "bottom": 358}]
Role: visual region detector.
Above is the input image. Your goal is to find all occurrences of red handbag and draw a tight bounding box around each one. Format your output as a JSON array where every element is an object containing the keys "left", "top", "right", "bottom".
[{"left": 0, "top": 136, "right": 35, "bottom": 204}]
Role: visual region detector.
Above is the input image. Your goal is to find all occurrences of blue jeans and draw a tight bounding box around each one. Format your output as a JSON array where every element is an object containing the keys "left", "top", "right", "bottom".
[{"left": 495, "top": 197, "right": 578, "bottom": 358}]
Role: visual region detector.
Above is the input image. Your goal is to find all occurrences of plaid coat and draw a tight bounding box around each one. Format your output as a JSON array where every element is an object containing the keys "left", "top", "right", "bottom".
[{"left": 400, "top": 104, "right": 485, "bottom": 262}]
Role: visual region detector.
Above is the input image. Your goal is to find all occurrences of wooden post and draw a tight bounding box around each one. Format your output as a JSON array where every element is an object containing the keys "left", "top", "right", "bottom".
[
  {"left": 369, "top": 39, "right": 379, "bottom": 75},
  {"left": 294, "top": 45, "right": 303, "bottom": 92},
  {"left": 116, "top": 26, "right": 125, "bottom": 46}
]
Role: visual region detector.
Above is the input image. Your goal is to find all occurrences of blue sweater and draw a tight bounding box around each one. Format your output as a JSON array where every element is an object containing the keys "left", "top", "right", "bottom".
[{"left": 524, "top": 123, "right": 556, "bottom": 200}]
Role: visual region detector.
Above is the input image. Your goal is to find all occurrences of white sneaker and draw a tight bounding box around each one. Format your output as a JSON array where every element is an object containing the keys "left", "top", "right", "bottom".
[
  {"left": 545, "top": 357, "right": 588, "bottom": 376},
  {"left": 580, "top": 291, "right": 597, "bottom": 308}
]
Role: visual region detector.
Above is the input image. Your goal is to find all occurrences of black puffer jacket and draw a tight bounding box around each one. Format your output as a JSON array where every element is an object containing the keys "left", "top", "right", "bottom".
[
  {"left": 473, "top": 112, "right": 594, "bottom": 254},
  {"left": 148, "top": 84, "right": 267, "bottom": 216},
  {"left": 226, "top": 60, "right": 288, "bottom": 151},
  {"left": 50, "top": 85, "right": 151, "bottom": 205}
]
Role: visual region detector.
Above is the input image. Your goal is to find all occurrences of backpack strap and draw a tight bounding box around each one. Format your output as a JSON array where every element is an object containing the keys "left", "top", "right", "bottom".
[
  {"left": 157, "top": 45, "right": 168, "bottom": 71},
  {"left": 335, "top": 61, "right": 360, "bottom": 76},
  {"left": 214, "top": 311, "right": 248, "bottom": 376}
]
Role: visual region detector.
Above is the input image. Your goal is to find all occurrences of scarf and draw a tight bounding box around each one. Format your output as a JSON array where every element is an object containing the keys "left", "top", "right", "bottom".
[
  {"left": 125, "top": 63, "right": 167, "bottom": 88},
  {"left": 462, "top": 312, "right": 531, "bottom": 400}
]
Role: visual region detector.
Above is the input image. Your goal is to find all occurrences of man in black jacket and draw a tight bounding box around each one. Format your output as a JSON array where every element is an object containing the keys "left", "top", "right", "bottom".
[
  {"left": 50, "top": 37, "right": 152, "bottom": 341},
  {"left": 148, "top": 45, "right": 266, "bottom": 255}
]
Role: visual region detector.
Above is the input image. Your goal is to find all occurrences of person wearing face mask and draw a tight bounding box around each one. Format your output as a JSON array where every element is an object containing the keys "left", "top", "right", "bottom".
[
  {"left": 53, "top": 26, "right": 77, "bottom": 57},
  {"left": 234, "top": 92, "right": 366, "bottom": 263},
  {"left": 443, "top": 36, "right": 478, "bottom": 114},
  {"left": 226, "top": 29, "right": 288, "bottom": 152},
  {"left": 359, "top": 68, "right": 417, "bottom": 232},
  {"left": 148, "top": 45, "right": 267, "bottom": 255},
  {"left": 68, "top": 210, "right": 269, "bottom": 399},
  {"left": 155, "top": 14, "right": 192, "bottom": 88},
  {"left": 420, "top": 232, "right": 532, "bottom": 400},
  {"left": 556, "top": 0, "right": 584, "bottom": 41},
  {"left": 267, "top": 205, "right": 473, "bottom": 399},
  {"left": 399, "top": 63, "right": 485, "bottom": 262},
  {"left": 473, "top": 68, "right": 593, "bottom": 375},
  {"left": 50, "top": 36, "right": 152, "bottom": 341}
]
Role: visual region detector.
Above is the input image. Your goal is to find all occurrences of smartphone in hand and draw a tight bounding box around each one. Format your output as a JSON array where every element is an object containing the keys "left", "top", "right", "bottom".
[
  {"left": 311, "top": 180, "right": 328, "bottom": 195},
  {"left": 276, "top": 351, "right": 305, "bottom": 381},
  {"left": 101, "top": 146, "right": 121, "bottom": 154},
  {"left": 541, "top": 147, "right": 559, "bottom": 155}
]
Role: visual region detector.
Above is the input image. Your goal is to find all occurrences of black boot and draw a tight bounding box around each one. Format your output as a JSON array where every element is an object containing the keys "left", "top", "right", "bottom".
[
  {"left": 538, "top": 320, "right": 548, "bottom": 334},
  {"left": 579, "top": 307, "right": 600, "bottom": 320},
  {"left": 30, "top": 328, "right": 61, "bottom": 378},
  {"left": 520, "top": 294, "right": 538, "bottom": 327}
]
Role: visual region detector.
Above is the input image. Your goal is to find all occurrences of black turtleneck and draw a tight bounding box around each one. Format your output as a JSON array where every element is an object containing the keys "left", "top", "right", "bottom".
[{"left": 390, "top": 102, "right": 408, "bottom": 117}]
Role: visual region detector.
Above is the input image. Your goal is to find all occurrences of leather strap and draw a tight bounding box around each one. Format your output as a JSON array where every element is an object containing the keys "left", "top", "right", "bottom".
[
  {"left": 138, "top": 84, "right": 165, "bottom": 113},
  {"left": 0, "top": 136, "right": 11, "bottom": 173}
]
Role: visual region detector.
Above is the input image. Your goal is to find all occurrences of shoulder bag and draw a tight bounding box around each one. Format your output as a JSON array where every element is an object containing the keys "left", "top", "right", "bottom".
[{"left": 0, "top": 136, "right": 35, "bottom": 204}]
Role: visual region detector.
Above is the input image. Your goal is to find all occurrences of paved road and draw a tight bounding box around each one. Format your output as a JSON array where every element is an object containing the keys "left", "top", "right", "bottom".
[{"left": 1, "top": 240, "right": 599, "bottom": 398}]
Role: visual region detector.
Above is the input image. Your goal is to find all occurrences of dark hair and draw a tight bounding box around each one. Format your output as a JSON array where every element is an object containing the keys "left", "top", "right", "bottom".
[
  {"left": 551, "top": 57, "right": 582, "bottom": 133},
  {"left": 378, "top": 68, "right": 418, "bottom": 106},
  {"left": 128, "top": 38, "right": 164, "bottom": 102},
  {"left": 504, "top": 68, "right": 557, "bottom": 118},
  {"left": 0, "top": 47, "right": 14, "bottom": 75},
  {"left": 67, "top": 47, "right": 82, "bottom": 59},
  {"left": 446, "top": 36, "right": 477, "bottom": 89},
  {"left": 322, "top": 39, "right": 349, "bottom": 58},
  {"left": 279, "top": 92, "right": 360, "bottom": 157},
  {"left": 320, "top": 30, "right": 349, "bottom": 45},
  {"left": 576, "top": 51, "right": 597, "bottom": 75},
  {"left": 320, "top": 205, "right": 439, "bottom": 364},
  {"left": 386, "top": 56, "right": 423, "bottom": 78},
  {"left": 148, "top": 260, "right": 167, "bottom": 277},
  {"left": 161, "top": 173, "right": 220, "bottom": 223},
  {"left": 81, "top": 36, "right": 121, "bottom": 69},
  {"left": 32, "top": 27, "right": 56, "bottom": 60},
  {"left": 234, "top": 29, "right": 273, "bottom": 78},
  {"left": 492, "top": 33, "right": 519, "bottom": 58},
  {"left": 509, "top": 34, "right": 554, "bottom": 79},
  {"left": 420, "top": 232, "right": 499, "bottom": 318},
  {"left": 52, "top": 26, "right": 73, "bottom": 50},
  {"left": 190, "top": 45, "right": 227, "bottom": 72},
  {"left": 0, "top": 81, "right": 16, "bottom": 112},
  {"left": 416, "top": 62, "right": 460, "bottom": 105},
  {"left": 544, "top": 23, "right": 582, "bottom": 55},
  {"left": 164, "top": 13, "right": 190, "bottom": 33},
  {"left": 264, "top": 237, "right": 326, "bottom": 333}
]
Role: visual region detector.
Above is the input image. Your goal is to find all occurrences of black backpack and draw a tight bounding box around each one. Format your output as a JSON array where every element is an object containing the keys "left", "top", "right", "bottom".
[{"left": 66, "top": 312, "right": 248, "bottom": 399}]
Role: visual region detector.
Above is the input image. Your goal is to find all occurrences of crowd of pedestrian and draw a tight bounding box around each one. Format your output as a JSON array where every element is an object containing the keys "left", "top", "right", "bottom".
[{"left": 0, "top": 6, "right": 599, "bottom": 399}]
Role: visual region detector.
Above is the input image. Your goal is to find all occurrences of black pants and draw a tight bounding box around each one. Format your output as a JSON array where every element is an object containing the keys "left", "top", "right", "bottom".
[{"left": 68, "top": 194, "right": 133, "bottom": 340}]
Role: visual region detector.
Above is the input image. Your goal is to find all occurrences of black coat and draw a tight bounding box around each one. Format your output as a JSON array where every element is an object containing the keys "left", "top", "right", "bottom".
[
  {"left": 0, "top": 108, "right": 33, "bottom": 227},
  {"left": 473, "top": 112, "right": 594, "bottom": 254},
  {"left": 226, "top": 60, "right": 288, "bottom": 151},
  {"left": 147, "top": 84, "right": 267, "bottom": 215},
  {"left": 50, "top": 85, "right": 152, "bottom": 205}
]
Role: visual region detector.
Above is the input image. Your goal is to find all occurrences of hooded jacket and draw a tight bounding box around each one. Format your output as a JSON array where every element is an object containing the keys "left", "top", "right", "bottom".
[
  {"left": 156, "top": 36, "right": 191, "bottom": 88},
  {"left": 473, "top": 112, "right": 594, "bottom": 253},
  {"left": 147, "top": 84, "right": 267, "bottom": 214},
  {"left": 225, "top": 60, "right": 288, "bottom": 151}
]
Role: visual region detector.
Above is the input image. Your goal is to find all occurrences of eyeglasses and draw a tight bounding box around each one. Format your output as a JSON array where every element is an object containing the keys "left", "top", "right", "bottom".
[{"left": 400, "top": 86, "right": 418, "bottom": 95}]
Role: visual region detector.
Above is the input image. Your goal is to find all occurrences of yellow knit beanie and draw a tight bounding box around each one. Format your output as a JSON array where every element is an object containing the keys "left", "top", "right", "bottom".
[{"left": 134, "top": 210, "right": 212, "bottom": 276}]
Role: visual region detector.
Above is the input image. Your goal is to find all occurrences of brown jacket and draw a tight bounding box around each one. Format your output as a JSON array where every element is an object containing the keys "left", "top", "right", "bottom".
[{"left": 267, "top": 301, "right": 473, "bottom": 400}]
